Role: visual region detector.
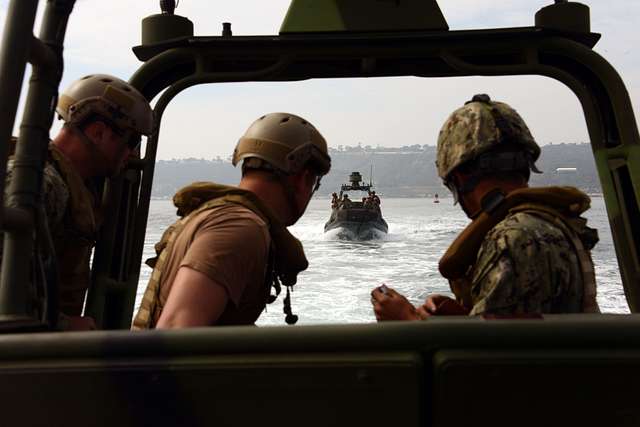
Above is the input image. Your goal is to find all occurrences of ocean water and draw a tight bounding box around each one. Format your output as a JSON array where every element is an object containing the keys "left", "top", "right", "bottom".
[{"left": 136, "top": 196, "right": 627, "bottom": 326}]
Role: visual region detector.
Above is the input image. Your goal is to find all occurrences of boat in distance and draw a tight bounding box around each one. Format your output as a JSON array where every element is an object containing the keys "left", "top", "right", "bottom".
[{"left": 325, "top": 171, "right": 388, "bottom": 239}]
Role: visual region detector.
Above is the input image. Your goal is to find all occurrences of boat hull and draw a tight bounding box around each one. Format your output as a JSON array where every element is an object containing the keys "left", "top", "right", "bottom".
[{"left": 324, "top": 208, "right": 388, "bottom": 240}]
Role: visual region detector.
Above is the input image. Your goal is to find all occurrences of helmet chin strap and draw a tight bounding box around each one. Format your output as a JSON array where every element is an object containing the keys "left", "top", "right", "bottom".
[
  {"left": 277, "top": 173, "right": 305, "bottom": 224},
  {"left": 273, "top": 172, "right": 304, "bottom": 325},
  {"left": 460, "top": 187, "right": 507, "bottom": 220}
]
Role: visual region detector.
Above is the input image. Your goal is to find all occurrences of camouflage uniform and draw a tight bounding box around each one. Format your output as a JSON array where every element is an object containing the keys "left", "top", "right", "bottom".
[
  {"left": 469, "top": 210, "right": 586, "bottom": 315},
  {"left": 3, "top": 144, "right": 99, "bottom": 316},
  {"left": 3, "top": 138, "right": 69, "bottom": 226},
  {"left": 40, "top": 162, "right": 71, "bottom": 230},
  {"left": 436, "top": 95, "right": 598, "bottom": 315}
]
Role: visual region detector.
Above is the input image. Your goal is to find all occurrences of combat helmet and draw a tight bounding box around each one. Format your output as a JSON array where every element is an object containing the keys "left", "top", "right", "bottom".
[
  {"left": 232, "top": 112, "right": 331, "bottom": 176},
  {"left": 56, "top": 74, "right": 154, "bottom": 136},
  {"left": 436, "top": 94, "right": 541, "bottom": 186}
]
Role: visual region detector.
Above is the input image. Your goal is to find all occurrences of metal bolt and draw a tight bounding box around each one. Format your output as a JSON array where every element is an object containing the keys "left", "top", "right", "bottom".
[{"left": 222, "top": 22, "right": 233, "bottom": 37}]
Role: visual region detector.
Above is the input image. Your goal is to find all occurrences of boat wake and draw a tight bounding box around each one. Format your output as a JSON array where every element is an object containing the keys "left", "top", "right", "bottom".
[{"left": 324, "top": 227, "right": 388, "bottom": 241}]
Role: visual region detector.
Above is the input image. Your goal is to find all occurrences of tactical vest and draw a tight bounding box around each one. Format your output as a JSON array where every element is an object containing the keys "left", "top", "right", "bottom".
[
  {"left": 132, "top": 182, "right": 308, "bottom": 329},
  {"left": 48, "top": 145, "right": 101, "bottom": 315},
  {"left": 439, "top": 186, "right": 600, "bottom": 313}
]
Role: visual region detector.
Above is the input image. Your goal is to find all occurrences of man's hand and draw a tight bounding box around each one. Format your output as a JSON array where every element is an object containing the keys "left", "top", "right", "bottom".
[
  {"left": 418, "top": 294, "right": 469, "bottom": 316},
  {"left": 370, "top": 285, "right": 420, "bottom": 321},
  {"left": 59, "top": 314, "right": 97, "bottom": 331}
]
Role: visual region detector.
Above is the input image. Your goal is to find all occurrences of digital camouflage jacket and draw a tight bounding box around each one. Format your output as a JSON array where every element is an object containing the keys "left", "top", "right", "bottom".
[{"left": 440, "top": 186, "right": 599, "bottom": 315}]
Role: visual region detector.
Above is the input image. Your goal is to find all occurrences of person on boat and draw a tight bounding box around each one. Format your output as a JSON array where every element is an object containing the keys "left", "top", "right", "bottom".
[
  {"left": 341, "top": 194, "right": 353, "bottom": 209},
  {"left": 371, "top": 94, "right": 599, "bottom": 319},
  {"left": 331, "top": 192, "right": 339, "bottom": 209},
  {"left": 133, "top": 113, "right": 331, "bottom": 329},
  {"left": 3, "top": 74, "right": 153, "bottom": 330},
  {"left": 370, "top": 190, "right": 381, "bottom": 206},
  {"left": 363, "top": 196, "right": 373, "bottom": 209}
]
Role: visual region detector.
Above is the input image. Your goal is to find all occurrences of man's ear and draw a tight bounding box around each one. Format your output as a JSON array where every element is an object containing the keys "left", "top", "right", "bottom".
[
  {"left": 82, "top": 121, "right": 108, "bottom": 142},
  {"left": 291, "top": 168, "right": 312, "bottom": 193}
]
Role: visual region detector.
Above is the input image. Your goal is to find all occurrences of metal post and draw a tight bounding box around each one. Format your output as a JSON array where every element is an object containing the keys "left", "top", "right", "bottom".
[
  {"left": 0, "top": 0, "right": 39, "bottom": 228},
  {"left": 0, "top": 0, "right": 75, "bottom": 322}
]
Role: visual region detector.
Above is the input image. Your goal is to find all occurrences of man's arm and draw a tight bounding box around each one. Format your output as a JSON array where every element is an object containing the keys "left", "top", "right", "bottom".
[{"left": 156, "top": 266, "right": 229, "bottom": 328}]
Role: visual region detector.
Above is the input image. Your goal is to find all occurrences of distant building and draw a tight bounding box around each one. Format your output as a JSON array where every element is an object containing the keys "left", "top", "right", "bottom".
[
  {"left": 556, "top": 167, "right": 578, "bottom": 173},
  {"left": 553, "top": 167, "right": 580, "bottom": 188}
]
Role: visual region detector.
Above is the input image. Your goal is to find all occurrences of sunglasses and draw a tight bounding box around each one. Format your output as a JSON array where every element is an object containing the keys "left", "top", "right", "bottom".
[
  {"left": 125, "top": 133, "right": 142, "bottom": 151},
  {"left": 444, "top": 180, "right": 459, "bottom": 204},
  {"left": 107, "top": 121, "right": 142, "bottom": 151}
]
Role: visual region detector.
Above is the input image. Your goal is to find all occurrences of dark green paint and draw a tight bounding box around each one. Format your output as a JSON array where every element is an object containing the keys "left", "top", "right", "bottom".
[
  {"left": 280, "top": 0, "right": 448, "bottom": 34},
  {"left": 0, "top": 1, "right": 640, "bottom": 425}
]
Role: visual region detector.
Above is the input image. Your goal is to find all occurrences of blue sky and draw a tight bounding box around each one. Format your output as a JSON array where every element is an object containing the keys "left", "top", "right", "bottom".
[{"left": 1, "top": 0, "right": 638, "bottom": 159}]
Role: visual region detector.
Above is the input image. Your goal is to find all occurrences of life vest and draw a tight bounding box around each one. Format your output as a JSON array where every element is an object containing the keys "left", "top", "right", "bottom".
[
  {"left": 439, "top": 186, "right": 599, "bottom": 313},
  {"left": 132, "top": 182, "right": 308, "bottom": 329},
  {"left": 48, "top": 144, "right": 101, "bottom": 315}
]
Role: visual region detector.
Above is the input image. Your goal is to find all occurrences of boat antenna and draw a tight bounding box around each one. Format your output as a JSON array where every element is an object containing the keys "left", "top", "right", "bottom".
[{"left": 370, "top": 164, "right": 373, "bottom": 187}]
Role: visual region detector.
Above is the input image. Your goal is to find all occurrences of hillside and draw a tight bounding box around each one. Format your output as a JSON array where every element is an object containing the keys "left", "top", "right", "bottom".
[{"left": 151, "top": 143, "right": 601, "bottom": 198}]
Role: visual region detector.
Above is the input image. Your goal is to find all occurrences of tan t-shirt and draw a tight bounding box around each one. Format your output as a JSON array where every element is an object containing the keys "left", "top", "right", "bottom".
[{"left": 157, "top": 203, "right": 272, "bottom": 326}]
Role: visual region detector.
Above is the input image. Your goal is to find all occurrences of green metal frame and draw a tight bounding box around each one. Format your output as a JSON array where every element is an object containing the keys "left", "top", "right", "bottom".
[
  {"left": 84, "top": 26, "right": 640, "bottom": 329},
  {"left": 0, "top": 1, "right": 638, "bottom": 331},
  {"left": 1, "top": 316, "right": 640, "bottom": 426},
  {"left": 279, "top": 0, "right": 449, "bottom": 33}
]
